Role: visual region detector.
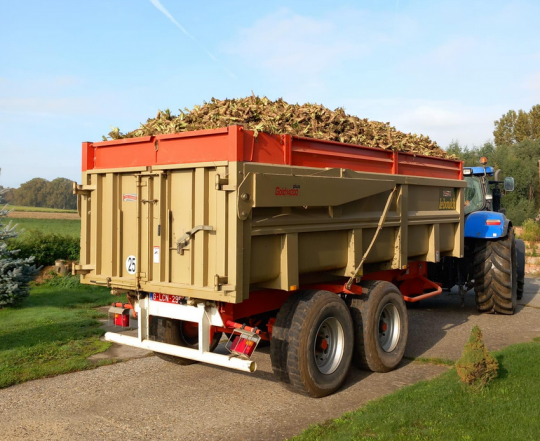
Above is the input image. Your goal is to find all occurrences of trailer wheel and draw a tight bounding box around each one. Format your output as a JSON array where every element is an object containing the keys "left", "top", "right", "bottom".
[
  {"left": 516, "top": 239, "right": 525, "bottom": 301},
  {"left": 473, "top": 227, "right": 518, "bottom": 314},
  {"left": 349, "top": 281, "right": 408, "bottom": 373},
  {"left": 151, "top": 317, "right": 222, "bottom": 366},
  {"left": 270, "top": 290, "right": 353, "bottom": 398}
]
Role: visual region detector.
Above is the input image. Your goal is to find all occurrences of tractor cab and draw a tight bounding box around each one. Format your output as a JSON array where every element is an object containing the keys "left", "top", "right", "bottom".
[
  {"left": 463, "top": 157, "right": 514, "bottom": 215},
  {"left": 462, "top": 157, "right": 515, "bottom": 240}
]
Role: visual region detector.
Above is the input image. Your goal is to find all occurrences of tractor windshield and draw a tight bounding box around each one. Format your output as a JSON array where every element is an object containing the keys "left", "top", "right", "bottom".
[{"left": 464, "top": 176, "right": 484, "bottom": 214}]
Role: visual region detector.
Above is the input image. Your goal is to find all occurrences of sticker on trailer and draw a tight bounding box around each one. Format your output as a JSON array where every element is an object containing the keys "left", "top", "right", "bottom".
[
  {"left": 153, "top": 246, "right": 160, "bottom": 264},
  {"left": 126, "top": 255, "right": 137, "bottom": 274},
  {"left": 123, "top": 193, "right": 137, "bottom": 202}
]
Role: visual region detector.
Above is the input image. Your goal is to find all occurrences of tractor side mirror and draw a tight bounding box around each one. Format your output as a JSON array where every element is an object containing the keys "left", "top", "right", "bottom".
[{"left": 504, "top": 177, "right": 515, "bottom": 192}]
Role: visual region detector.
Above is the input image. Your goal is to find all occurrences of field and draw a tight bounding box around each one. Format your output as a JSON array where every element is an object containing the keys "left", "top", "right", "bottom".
[
  {"left": 10, "top": 218, "right": 81, "bottom": 237},
  {"left": 0, "top": 283, "right": 126, "bottom": 388},
  {"left": 293, "top": 340, "right": 540, "bottom": 441},
  {"left": 8, "top": 205, "right": 77, "bottom": 213}
]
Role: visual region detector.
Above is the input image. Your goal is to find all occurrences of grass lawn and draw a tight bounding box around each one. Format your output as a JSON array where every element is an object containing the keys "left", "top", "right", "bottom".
[
  {"left": 8, "top": 205, "right": 77, "bottom": 213},
  {"left": 0, "top": 284, "right": 125, "bottom": 388},
  {"left": 293, "top": 341, "right": 540, "bottom": 441},
  {"left": 11, "top": 218, "right": 81, "bottom": 237}
]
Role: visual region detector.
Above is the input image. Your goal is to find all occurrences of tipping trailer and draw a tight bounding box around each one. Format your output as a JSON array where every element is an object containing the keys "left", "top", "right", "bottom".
[{"left": 73, "top": 126, "right": 518, "bottom": 397}]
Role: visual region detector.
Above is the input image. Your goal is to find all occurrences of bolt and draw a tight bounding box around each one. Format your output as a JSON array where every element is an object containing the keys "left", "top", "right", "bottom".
[
  {"left": 241, "top": 211, "right": 246, "bottom": 216},
  {"left": 241, "top": 193, "right": 250, "bottom": 201}
]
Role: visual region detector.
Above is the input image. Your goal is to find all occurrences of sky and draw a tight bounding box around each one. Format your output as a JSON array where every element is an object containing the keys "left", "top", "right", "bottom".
[{"left": 1, "top": 0, "right": 539, "bottom": 188}]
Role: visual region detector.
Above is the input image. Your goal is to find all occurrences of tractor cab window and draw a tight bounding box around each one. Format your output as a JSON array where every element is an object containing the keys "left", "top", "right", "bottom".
[{"left": 464, "top": 176, "right": 484, "bottom": 214}]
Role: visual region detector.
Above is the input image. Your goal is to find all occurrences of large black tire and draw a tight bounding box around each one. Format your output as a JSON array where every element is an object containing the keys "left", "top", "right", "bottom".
[
  {"left": 151, "top": 317, "right": 222, "bottom": 365},
  {"left": 473, "top": 227, "right": 518, "bottom": 314},
  {"left": 349, "top": 281, "right": 408, "bottom": 373},
  {"left": 516, "top": 239, "right": 525, "bottom": 300},
  {"left": 270, "top": 290, "right": 354, "bottom": 398}
]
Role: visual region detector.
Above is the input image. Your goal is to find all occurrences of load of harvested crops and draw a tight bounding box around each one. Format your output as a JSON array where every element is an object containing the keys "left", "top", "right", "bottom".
[{"left": 106, "top": 96, "right": 449, "bottom": 158}]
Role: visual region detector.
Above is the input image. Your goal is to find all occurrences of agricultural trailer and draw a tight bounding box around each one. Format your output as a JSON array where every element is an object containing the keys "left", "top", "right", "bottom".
[{"left": 73, "top": 126, "right": 521, "bottom": 397}]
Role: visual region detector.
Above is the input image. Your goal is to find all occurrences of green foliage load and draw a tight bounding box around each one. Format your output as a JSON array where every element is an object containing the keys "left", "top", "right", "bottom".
[
  {"left": 7, "top": 230, "right": 80, "bottom": 267},
  {"left": 14, "top": 177, "right": 76, "bottom": 210},
  {"left": 456, "top": 326, "right": 499, "bottom": 390},
  {"left": 0, "top": 190, "right": 39, "bottom": 309},
  {"left": 494, "top": 104, "right": 540, "bottom": 146},
  {"left": 106, "top": 96, "right": 450, "bottom": 158}
]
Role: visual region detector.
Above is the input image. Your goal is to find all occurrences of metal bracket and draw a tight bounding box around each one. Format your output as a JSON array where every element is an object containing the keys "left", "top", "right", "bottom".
[
  {"left": 72, "top": 182, "right": 96, "bottom": 196},
  {"left": 214, "top": 274, "right": 228, "bottom": 291},
  {"left": 171, "top": 225, "right": 214, "bottom": 254}
]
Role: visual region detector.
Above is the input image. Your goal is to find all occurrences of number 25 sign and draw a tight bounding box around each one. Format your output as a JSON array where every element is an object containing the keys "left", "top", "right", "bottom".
[{"left": 126, "top": 255, "right": 137, "bottom": 275}]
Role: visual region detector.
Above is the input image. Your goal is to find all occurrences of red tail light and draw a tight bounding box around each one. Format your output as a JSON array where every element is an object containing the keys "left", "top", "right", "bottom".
[{"left": 486, "top": 219, "right": 501, "bottom": 226}]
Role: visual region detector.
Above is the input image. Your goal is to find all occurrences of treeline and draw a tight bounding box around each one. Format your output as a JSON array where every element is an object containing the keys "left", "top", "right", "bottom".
[
  {"left": 449, "top": 104, "right": 540, "bottom": 226},
  {"left": 0, "top": 177, "right": 76, "bottom": 210}
]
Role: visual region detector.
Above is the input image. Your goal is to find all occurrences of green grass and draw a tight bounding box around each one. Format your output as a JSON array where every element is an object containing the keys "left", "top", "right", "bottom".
[
  {"left": 0, "top": 284, "right": 125, "bottom": 388},
  {"left": 10, "top": 218, "right": 81, "bottom": 237},
  {"left": 8, "top": 205, "right": 77, "bottom": 213},
  {"left": 293, "top": 341, "right": 540, "bottom": 441}
]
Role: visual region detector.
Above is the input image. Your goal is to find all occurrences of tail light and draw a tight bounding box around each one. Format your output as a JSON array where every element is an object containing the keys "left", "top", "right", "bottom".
[
  {"left": 486, "top": 219, "right": 501, "bottom": 226},
  {"left": 225, "top": 329, "right": 261, "bottom": 358}
]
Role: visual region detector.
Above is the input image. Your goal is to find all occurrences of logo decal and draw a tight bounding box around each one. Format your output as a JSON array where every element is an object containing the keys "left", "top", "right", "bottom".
[
  {"left": 123, "top": 193, "right": 137, "bottom": 202},
  {"left": 275, "top": 184, "right": 300, "bottom": 196},
  {"left": 439, "top": 188, "right": 456, "bottom": 210}
]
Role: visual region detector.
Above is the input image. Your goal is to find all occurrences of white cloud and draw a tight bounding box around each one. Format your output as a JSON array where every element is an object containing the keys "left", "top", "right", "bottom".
[
  {"left": 223, "top": 8, "right": 370, "bottom": 76},
  {"left": 342, "top": 97, "right": 504, "bottom": 147}
]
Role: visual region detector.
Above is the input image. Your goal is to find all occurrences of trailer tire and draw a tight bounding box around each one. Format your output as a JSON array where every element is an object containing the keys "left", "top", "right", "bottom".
[
  {"left": 151, "top": 317, "right": 222, "bottom": 366},
  {"left": 349, "top": 281, "right": 408, "bottom": 373},
  {"left": 270, "top": 290, "right": 353, "bottom": 398},
  {"left": 516, "top": 239, "right": 525, "bottom": 301},
  {"left": 473, "top": 227, "right": 517, "bottom": 315}
]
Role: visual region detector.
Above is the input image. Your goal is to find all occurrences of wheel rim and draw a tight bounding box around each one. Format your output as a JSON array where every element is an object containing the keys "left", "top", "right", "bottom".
[
  {"left": 378, "top": 303, "right": 400, "bottom": 352},
  {"left": 314, "top": 317, "right": 345, "bottom": 375}
]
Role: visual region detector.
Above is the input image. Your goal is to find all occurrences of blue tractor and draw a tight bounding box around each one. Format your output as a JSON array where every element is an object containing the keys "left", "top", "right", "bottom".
[{"left": 428, "top": 160, "right": 525, "bottom": 314}]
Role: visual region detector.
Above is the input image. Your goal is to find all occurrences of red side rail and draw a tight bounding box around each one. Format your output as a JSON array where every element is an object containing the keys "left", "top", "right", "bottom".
[{"left": 83, "top": 126, "right": 463, "bottom": 180}]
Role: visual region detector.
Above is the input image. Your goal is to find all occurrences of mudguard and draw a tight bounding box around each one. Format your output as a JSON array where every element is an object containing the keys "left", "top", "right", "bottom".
[{"left": 464, "top": 211, "right": 509, "bottom": 239}]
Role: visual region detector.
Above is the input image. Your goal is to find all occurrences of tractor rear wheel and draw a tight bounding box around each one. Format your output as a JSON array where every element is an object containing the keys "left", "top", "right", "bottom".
[
  {"left": 151, "top": 317, "right": 222, "bottom": 365},
  {"left": 348, "top": 281, "right": 408, "bottom": 373},
  {"left": 516, "top": 238, "right": 525, "bottom": 300},
  {"left": 270, "top": 290, "right": 354, "bottom": 398},
  {"left": 473, "top": 227, "right": 518, "bottom": 314}
]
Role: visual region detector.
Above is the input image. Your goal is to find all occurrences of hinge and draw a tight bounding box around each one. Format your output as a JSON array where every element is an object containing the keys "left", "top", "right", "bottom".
[
  {"left": 72, "top": 182, "right": 96, "bottom": 196},
  {"left": 216, "top": 174, "right": 236, "bottom": 191},
  {"left": 214, "top": 274, "right": 228, "bottom": 291}
]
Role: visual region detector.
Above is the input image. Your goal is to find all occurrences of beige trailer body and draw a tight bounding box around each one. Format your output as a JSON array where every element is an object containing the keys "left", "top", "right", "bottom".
[{"left": 76, "top": 161, "right": 466, "bottom": 303}]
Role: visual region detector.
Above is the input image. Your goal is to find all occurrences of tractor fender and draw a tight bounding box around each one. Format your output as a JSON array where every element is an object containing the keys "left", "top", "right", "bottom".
[{"left": 464, "top": 211, "right": 510, "bottom": 239}]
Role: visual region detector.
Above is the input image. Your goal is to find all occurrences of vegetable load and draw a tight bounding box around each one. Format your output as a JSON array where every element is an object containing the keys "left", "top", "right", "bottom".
[{"left": 106, "top": 96, "right": 450, "bottom": 158}]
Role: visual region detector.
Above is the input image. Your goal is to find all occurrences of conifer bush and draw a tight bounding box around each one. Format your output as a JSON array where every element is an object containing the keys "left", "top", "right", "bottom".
[
  {"left": 456, "top": 326, "right": 499, "bottom": 390},
  {"left": 0, "top": 188, "right": 39, "bottom": 308}
]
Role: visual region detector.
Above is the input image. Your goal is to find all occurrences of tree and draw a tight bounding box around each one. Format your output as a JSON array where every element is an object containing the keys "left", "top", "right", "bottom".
[
  {"left": 494, "top": 104, "right": 540, "bottom": 146},
  {"left": 12, "top": 177, "right": 76, "bottom": 209},
  {"left": 46, "top": 178, "right": 77, "bottom": 210},
  {"left": 447, "top": 138, "right": 540, "bottom": 225},
  {"left": 13, "top": 178, "right": 49, "bottom": 207},
  {"left": 0, "top": 176, "right": 39, "bottom": 308}
]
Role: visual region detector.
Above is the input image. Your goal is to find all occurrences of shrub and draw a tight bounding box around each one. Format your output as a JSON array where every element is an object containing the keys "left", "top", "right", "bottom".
[
  {"left": 7, "top": 230, "right": 80, "bottom": 266},
  {"left": 0, "top": 190, "right": 39, "bottom": 308},
  {"left": 456, "top": 326, "right": 499, "bottom": 390},
  {"left": 41, "top": 272, "right": 81, "bottom": 289},
  {"left": 520, "top": 218, "right": 540, "bottom": 242}
]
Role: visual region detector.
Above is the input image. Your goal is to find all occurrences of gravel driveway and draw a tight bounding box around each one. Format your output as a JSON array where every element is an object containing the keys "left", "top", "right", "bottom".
[{"left": 1, "top": 278, "right": 539, "bottom": 441}]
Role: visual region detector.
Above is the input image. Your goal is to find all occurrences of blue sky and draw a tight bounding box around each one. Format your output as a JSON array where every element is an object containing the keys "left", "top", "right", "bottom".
[{"left": 1, "top": 0, "right": 539, "bottom": 188}]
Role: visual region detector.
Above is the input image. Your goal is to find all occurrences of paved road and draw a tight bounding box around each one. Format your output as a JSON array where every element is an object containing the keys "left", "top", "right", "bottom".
[{"left": 1, "top": 278, "right": 540, "bottom": 441}]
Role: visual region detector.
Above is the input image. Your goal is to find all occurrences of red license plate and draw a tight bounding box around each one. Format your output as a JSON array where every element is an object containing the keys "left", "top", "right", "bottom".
[{"left": 150, "top": 293, "right": 183, "bottom": 304}]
